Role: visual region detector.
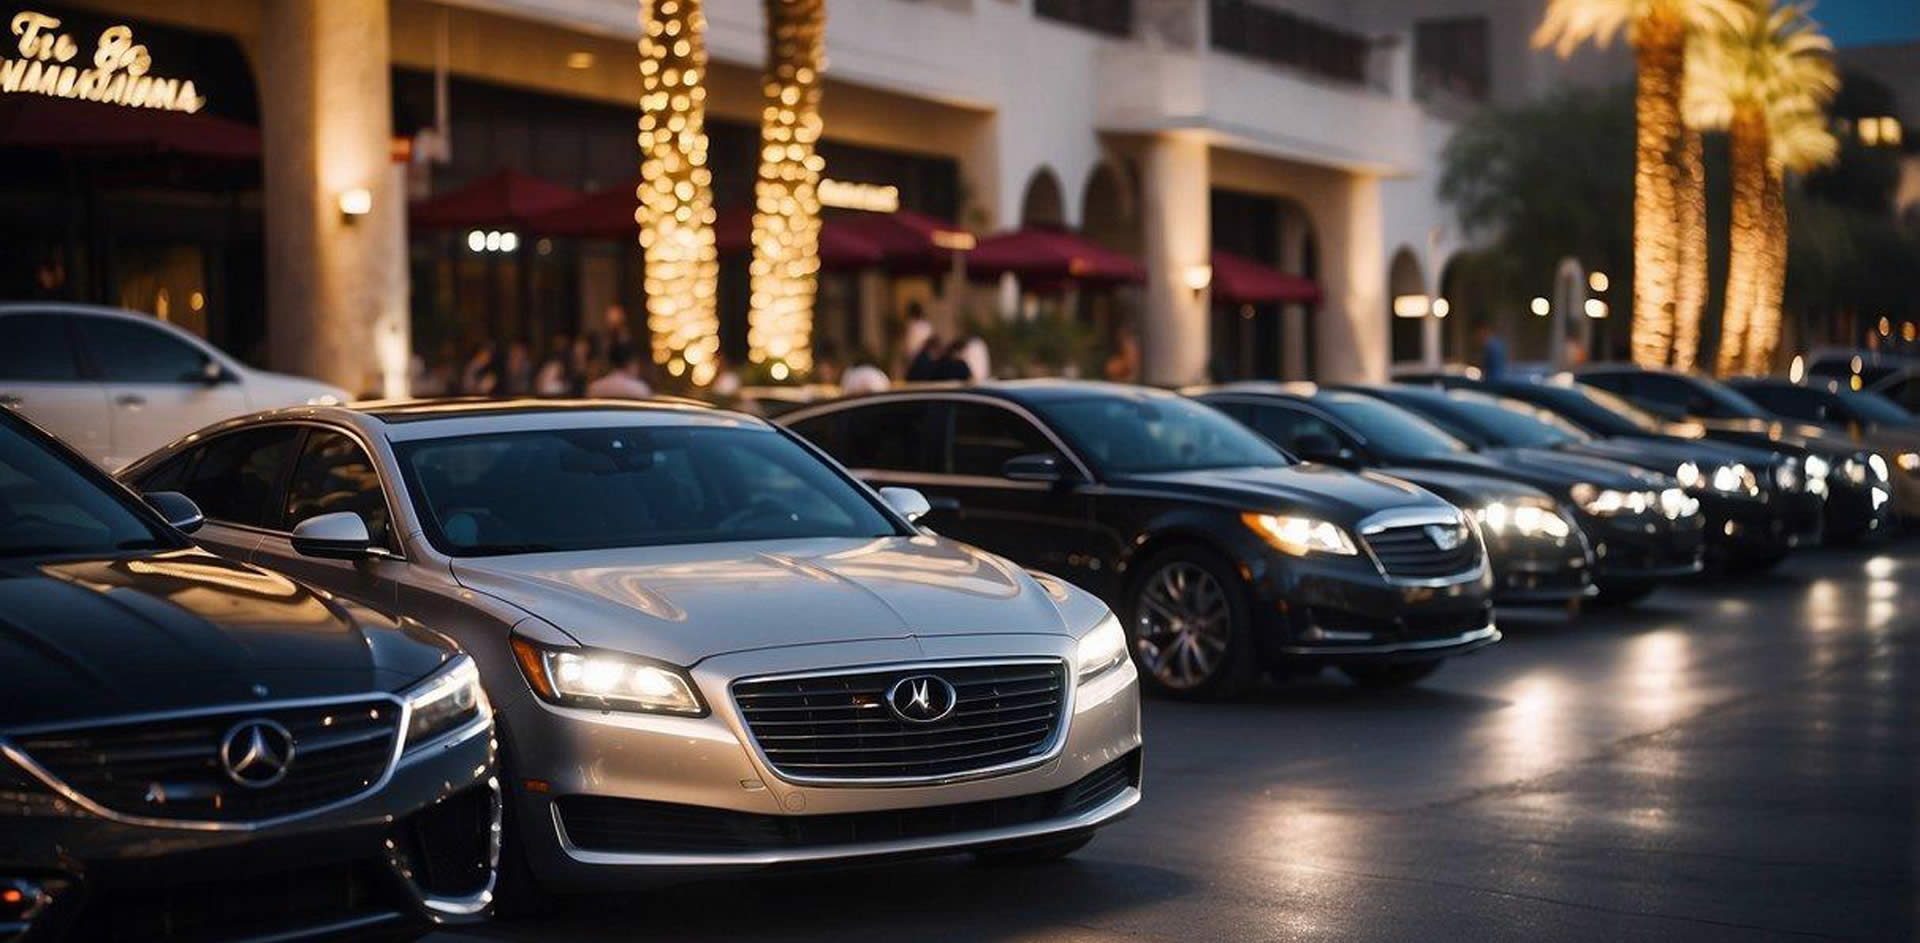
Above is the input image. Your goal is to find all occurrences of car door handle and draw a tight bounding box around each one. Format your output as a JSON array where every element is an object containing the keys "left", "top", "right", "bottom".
[{"left": 115, "top": 394, "right": 146, "bottom": 408}]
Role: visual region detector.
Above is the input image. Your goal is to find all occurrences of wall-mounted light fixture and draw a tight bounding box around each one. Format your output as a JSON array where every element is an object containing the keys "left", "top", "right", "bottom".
[
  {"left": 1588, "top": 271, "right": 1608, "bottom": 292},
  {"left": 1530, "top": 296, "right": 1551, "bottom": 317},
  {"left": 1584, "top": 298, "right": 1608, "bottom": 319},
  {"left": 338, "top": 188, "right": 373, "bottom": 221},
  {"left": 566, "top": 51, "right": 596, "bottom": 70},
  {"left": 1392, "top": 294, "right": 1431, "bottom": 318},
  {"left": 466, "top": 229, "right": 520, "bottom": 253},
  {"left": 1431, "top": 297, "right": 1450, "bottom": 318},
  {"left": 1183, "top": 264, "right": 1212, "bottom": 295}
]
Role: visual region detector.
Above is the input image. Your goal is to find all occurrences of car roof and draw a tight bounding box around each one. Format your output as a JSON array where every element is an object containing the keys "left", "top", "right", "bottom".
[
  {"left": 792, "top": 380, "right": 1184, "bottom": 414},
  {"left": 199, "top": 397, "right": 767, "bottom": 445}
]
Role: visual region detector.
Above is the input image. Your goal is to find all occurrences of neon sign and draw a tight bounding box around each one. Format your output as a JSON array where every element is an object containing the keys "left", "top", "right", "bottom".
[{"left": 1, "top": 11, "right": 205, "bottom": 113}]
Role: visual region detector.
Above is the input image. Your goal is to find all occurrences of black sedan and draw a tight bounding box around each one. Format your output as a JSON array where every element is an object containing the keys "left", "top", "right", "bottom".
[
  {"left": 1331, "top": 384, "right": 1707, "bottom": 604},
  {"left": 0, "top": 410, "right": 497, "bottom": 941},
  {"left": 1573, "top": 365, "right": 1892, "bottom": 540},
  {"left": 1194, "top": 385, "right": 1595, "bottom": 605},
  {"left": 780, "top": 382, "right": 1498, "bottom": 697}
]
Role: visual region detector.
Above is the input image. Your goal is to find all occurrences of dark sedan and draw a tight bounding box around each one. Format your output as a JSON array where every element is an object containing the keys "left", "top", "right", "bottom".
[
  {"left": 780, "top": 382, "right": 1498, "bottom": 697},
  {"left": 1332, "top": 384, "right": 1707, "bottom": 604},
  {"left": 0, "top": 411, "right": 497, "bottom": 941},
  {"left": 1573, "top": 365, "right": 1892, "bottom": 540},
  {"left": 1194, "top": 385, "right": 1595, "bottom": 605}
]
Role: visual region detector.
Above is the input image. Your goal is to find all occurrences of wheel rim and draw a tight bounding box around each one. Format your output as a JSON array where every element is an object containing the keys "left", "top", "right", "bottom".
[{"left": 1132, "top": 561, "right": 1231, "bottom": 690}]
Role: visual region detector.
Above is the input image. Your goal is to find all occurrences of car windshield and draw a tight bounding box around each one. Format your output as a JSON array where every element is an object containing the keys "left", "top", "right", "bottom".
[
  {"left": 1316, "top": 394, "right": 1471, "bottom": 460},
  {"left": 393, "top": 424, "right": 904, "bottom": 556},
  {"left": 1568, "top": 384, "right": 1667, "bottom": 433},
  {"left": 1434, "top": 395, "right": 1588, "bottom": 449},
  {"left": 1692, "top": 378, "right": 1772, "bottom": 420},
  {"left": 1036, "top": 394, "right": 1288, "bottom": 475},
  {"left": 0, "top": 416, "right": 174, "bottom": 558},
  {"left": 1840, "top": 390, "right": 1914, "bottom": 424}
]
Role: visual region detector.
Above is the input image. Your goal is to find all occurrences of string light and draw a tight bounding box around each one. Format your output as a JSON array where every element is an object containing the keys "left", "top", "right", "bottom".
[
  {"left": 748, "top": 0, "right": 827, "bottom": 380},
  {"left": 638, "top": 0, "right": 720, "bottom": 385}
]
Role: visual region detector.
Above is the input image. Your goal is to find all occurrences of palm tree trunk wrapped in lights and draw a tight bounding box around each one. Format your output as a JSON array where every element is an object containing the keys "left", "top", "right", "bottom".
[
  {"left": 1671, "top": 126, "right": 1709, "bottom": 370},
  {"left": 1716, "top": 106, "right": 1768, "bottom": 375},
  {"left": 637, "top": 0, "right": 721, "bottom": 386},
  {"left": 1749, "top": 107, "right": 1838, "bottom": 373},
  {"left": 749, "top": 0, "right": 826, "bottom": 381}
]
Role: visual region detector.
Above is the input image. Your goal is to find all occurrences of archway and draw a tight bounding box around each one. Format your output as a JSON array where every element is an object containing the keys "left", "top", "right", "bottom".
[
  {"left": 1019, "top": 167, "right": 1067, "bottom": 229},
  {"left": 1387, "top": 246, "right": 1426, "bottom": 364}
]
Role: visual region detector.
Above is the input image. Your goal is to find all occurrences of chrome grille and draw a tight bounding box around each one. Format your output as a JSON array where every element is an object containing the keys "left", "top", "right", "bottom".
[
  {"left": 732, "top": 661, "right": 1068, "bottom": 783},
  {"left": 9, "top": 698, "right": 400, "bottom": 824},
  {"left": 1365, "top": 522, "right": 1482, "bottom": 580}
]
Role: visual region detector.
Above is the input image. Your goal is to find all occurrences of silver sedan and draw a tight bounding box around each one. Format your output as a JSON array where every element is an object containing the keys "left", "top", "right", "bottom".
[{"left": 116, "top": 400, "right": 1142, "bottom": 904}]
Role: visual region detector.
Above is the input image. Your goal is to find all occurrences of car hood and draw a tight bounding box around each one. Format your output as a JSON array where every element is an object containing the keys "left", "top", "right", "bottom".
[
  {"left": 1108, "top": 463, "right": 1449, "bottom": 525},
  {"left": 1683, "top": 417, "right": 1864, "bottom": 456},
  {"left": 450, "top": 535, "right": 1071, "bottom": 666},
  {"left": 1397, "top": 448, "right": 1667, "bottom": 495},
  {"left": 1372, "top": 466, "right": 1555, "bottom": 508},
  {"left": 0, "top": 550, "right": 451, "bottom": 729},
  {"left": 1557, "top": 436, "right": 1774, "bottom": 475}
]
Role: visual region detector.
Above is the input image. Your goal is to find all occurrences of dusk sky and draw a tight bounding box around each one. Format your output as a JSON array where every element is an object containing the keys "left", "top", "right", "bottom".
[{"left": 1817, "top": 0, "right": 1920, "bottom": 46}]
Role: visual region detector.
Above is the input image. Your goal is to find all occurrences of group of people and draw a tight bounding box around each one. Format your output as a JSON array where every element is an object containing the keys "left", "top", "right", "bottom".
[{"left": 412, "top": 307, "right": 689, "bottom": 402}]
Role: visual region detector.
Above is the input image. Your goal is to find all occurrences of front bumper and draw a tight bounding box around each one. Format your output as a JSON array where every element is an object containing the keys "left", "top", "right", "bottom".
[
  {"left": 499, "top": 633, "right": 1143, "bottom": 888},
  {"left": 1231, "top": 542, "right": 1498, "bottom": 664},
  {"left": 1482, "top": 530, "right": 1594, "bottom": 605},
  {"left": 1699, "top": 489, "right": 1824, "bottom": 559},
  {"left": 0, "top": 716, "right": 496, "bottom": 942},
  {"left": 1583, "top": 511, "right": 1707, "bottom": 584},
  {"left": 1825, "top": 476, "right": 1893, "bottom": 540}
]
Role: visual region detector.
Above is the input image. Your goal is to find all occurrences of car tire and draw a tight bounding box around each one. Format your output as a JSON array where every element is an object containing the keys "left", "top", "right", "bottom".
[
  {"left": 1124, "top": 545, "right": 1260, "bottom": 700},
  {"left": 1591, "top": 581, "right": 1657, "bottom": 607},
  {"left": 972, "top": 835, "right": 1094, "bottom": 865},
  {"left": 490, "top": 726, "right": 555, "bottom": 919},
  {"left": 1340, "top": 661, "right": 1442, "bottom": 688}
]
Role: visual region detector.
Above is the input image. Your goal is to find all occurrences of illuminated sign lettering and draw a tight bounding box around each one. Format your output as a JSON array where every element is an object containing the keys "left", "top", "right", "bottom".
[
  {"left": 818, "top": 178, "right": 899, "bottom": 214},
  {"left": 1, "top": 11, "right": 204, "bottom": 113}
]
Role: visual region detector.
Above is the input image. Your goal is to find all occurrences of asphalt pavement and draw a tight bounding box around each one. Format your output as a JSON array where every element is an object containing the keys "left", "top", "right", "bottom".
[{"left": 438, "top": 540, "right": 1920, "bottom": 942}]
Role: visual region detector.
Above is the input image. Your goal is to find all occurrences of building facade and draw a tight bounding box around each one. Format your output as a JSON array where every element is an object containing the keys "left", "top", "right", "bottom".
[{"left": 2, "top": 0, "right": 1623, "bottom": 394}]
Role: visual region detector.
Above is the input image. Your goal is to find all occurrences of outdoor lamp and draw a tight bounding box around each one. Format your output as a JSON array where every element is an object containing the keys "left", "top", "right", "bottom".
[
  {"left": 1184, "top": 264, "right": 1212, "bottom": 296},
  {"left": 338, "top": 188, "right": 373, "bottom": 221}
]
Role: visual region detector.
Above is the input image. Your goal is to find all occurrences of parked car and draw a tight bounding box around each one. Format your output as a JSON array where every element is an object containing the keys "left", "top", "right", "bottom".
[
  {"left": 1727, "top": 377, "right": 1920, "bottom": 521},
  {"left": 1331, "top": 384, "right": 1706, "bottom": 603},
  {"left": 117, "top": 399, "right": 1143, "bottom": 907},
  {"left": 0, "top": 408, "right": 494, "bottom": 941},
  {"left": 1573, "top": 365, "right": 1892, "bottom": 540},
  {"left": 1804, "top": 352, "right": 1919, "bottom": 412},
  {"left": 0, "top": 303, "right": 348, "bottom": 469},
  {"left": 1192, "top": 384, "right": 1595, "bottom": 605},
  {"left": 1397, "top": 377, "right": 1826, "bottom": 566},
  {"left": 781, "top": 382, "right": 1499, "bottom": 696}
]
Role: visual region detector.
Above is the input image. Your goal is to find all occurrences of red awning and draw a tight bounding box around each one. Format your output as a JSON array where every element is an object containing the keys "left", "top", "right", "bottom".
[
  {"left": 965, "top": 227, "right": 1145, "bottom": 286},
  {"left": 1209, "top": 249, "right": 1320, "bottom": 305},
  {"left": 410, "top": 169, "right": 582, "bottom": 231},
  {"left": 0, "top": 95, "right": 259, "bottom": 161},
  {"left": 521, "top": 178, "right": 641, "bottom": 239},
  {"left": 833, "top": 209, "right": 971, "bottom": 274}
]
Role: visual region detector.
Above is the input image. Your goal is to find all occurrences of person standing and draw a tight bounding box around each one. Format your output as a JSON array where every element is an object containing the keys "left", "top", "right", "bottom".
[
  {"left": 1477, "top": 323, "right": 1508, "bottom": 380},
  {"left": 587, "top": 347, "right": 654, "bottom": 399}
]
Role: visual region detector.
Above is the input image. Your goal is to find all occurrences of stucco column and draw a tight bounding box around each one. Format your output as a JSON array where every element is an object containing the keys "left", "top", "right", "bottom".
[
  {"left": 1139, "top": 132, "right": 1209, "bottom": 386},
  {"left": 1279, "top": 211, "right": 1310, "bottom": 379},
  {"left": 1313, "top": 174, "right": 1387, "bottom": 383},
  {"left": 259, "top": 0, "right": 409, "bottom": 398}
]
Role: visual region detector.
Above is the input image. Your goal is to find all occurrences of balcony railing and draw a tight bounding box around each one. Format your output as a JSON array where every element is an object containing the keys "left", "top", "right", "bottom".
[
  {"left": 1035, "top": 0, "right": 1134, "bottom": 38},
  {"left": 1207, "top": 0, "right": 1368, "bottom": 86}
]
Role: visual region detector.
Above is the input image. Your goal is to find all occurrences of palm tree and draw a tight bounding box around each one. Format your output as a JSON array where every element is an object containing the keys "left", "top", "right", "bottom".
[
  {"left": 1672, "top": 126, "right": 1709, "bottom": 370},
  {"left": 1535, "top": 0, "right": 1737, "bottom": 368},
  {"left": 1747, "top": 104, "right": 1838, "bottom": 372},
  {"left": 1683, "top": 0, "right": 1835, "bottom": 375},
  {"left": 637, "top": 0, "right": 721, "bottom": 386},
  {"left": 749, "top": 0, "right": 827, "bottom": 381}
]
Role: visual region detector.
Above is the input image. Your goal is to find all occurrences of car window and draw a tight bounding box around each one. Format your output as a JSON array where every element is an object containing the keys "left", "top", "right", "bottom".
[
  {"left": 0, "top": 314, "right": 81, "bottom": 381},
  {"left": 133, "top": 451, "right": 194, "bottom": 493},
  {"left": 179, "top": 427, "right": 302, "bottom": 528},
  {"left": 949, "top": 403, "right": 1054, "bottom": 477},
  {"left": 1315, "top": 394, "right": 1471, "bottom": 460},
  {"left": 1249, "top": 405, "right": 1345, "bottom": 453},
  {"left": 821, "top": 401, "right": 940, "bottom": 473},
  {"left": 0, "top": 414, "right": 173, "bottom": 557},
  {"left": 72, "top": 316, "right": 210, "bottom": 383},
  {"left": 285, "top": 430, "right": 393, "bottom": 549},
  {"left": 1740, "top": 385, "right": 1830, "bottom": 423},
  {"left": 1035, "top": 394, "right": 1288, "bottom": 475},
  {"left": 394, "top": 425, "right": 904, "bottom": 556}
]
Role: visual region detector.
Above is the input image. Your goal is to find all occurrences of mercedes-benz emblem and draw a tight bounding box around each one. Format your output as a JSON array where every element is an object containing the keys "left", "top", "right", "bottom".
[
  {"left": 1425, "top": 523, "right": 1466, "bottom": 551},
  {"left": 885, "top": 675, "right": 958, "bottom": 724},
  {"left": 219, "top": 719, "right": 295, "bottom": 788}
]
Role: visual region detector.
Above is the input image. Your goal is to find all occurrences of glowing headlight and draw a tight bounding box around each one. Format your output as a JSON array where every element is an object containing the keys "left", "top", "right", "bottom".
[
  {"left": 1473, "top": 500, "right": 1572, "bottom": 540},
  {"left": 1242, "top": 512, "right": 1358, "bottom": 557},
  {"left": 1658, "top": 487, "right": 1699, "bottom": 520},
  {"left": 1708, "top": 463, "right": 1759, "bottom": 496},
  {"left": 1774, "top": 459, "right": 1800, "bottom": 491},
  {"left": 1897, "top": 452, "right": 1919, "bottom": 473},
  {"left": 1675, "top": 462, "right": 1702, "bottom": 489},
  {"left": 1841, "top": 458, "right": 1869, "bottom": 485},
  {"left": 1804, "top": 454, "right": 1831, "bottom": 480},
  {"left": 511, "top": 639, "right": 705, "bottom": 715},
  {"left": 1075, "top": 613, "right": 1130, "bottom": 681},
  {"left": 1571, "top": 483, "right": 1656, "bottom": 516},
  {"left": 402, "top": 655, "right": 488, "bottom": 751},
  {"left": 1868, "top": 453, "right": 1889, "bottom": 482}
]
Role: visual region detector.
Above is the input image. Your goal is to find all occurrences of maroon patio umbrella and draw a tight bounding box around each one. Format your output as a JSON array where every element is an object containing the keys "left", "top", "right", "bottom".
[
  {"left": 965, "top": 227, "right": 1145, "bottom": 285},
  {"left": 410, "top": 169, "right": 582, "bottom": 231},
  {"left": 833, "top": 209, "right": 973, "bottom": 274},
  {"left": 526, "top": 186, "right": 885, "bottom": 270},
  {"left": 1209, "top": 249, "right": 1321, "bottom": 305},
  {"left": 711, "top": 208, "right": 885, "bottom": 271},
  {"left": 0, "top": 95, "right": 259, "bottom": 161}
]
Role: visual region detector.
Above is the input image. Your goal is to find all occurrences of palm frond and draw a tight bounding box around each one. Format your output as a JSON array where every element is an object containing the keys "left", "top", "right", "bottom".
[
  {"left": 1682, "top": 0, "right": 1837, "bottom": 131},
  {"left": 1769, "top": 106, "right": 1840, "bottom": 170}
]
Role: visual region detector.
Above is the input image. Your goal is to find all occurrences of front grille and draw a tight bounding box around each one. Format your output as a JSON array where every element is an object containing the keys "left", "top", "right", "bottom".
[
  {"left": 1365, "top": 522, "right": 1482, "bottom": 580},
  {"left": 10, "top": 698, "right": 400, "bottom": 824},
  {"left": 1309, "top": 605, "right": 1491, "bottom": 641},
  {"left": 66, "top": 860, "right": 406, "bottom": 942},
  {"left": 732, "top": 661, "right": 1068, "bottom": 782},
  {"left": 556, "top": 750, "right": 1141, "bottom": 855}
]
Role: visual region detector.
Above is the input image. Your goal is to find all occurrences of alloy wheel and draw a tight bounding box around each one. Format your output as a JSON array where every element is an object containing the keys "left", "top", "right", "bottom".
[{"left": 1132, "top": 561, "right": 1232, "bottom": 690}]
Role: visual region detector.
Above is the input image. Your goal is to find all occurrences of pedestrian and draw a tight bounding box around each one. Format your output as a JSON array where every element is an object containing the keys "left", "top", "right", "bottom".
[
  {"left": 932, "top": 339, "right": 974, "bottom": 381},
  {"left": 1477, "top": 322, "right": 1508, "bottom": 380},
  {"left": 501, "top": 340, "right": 534, "bottom": 397},
  {"left": 710, "top": 352, "right": 741, "bottom": 397},
  {"left": 460, "top": 344, "right": 500, "bottom": 396},
  {"left": 534, "top": 334, "right": 576, "bottom": 397},
  {"left": 586, "top": 346, "right": 654, "bottom": 399},
  {"left": 901, "top": 302, "right": 932, "bottom": 373},
  {"left": 906, "top": 335, "right": 945, "bottom": 382},
  {"left": 1104, "top": 331, "right": 1141, "bottom": 383},
  {"left": 841, "top": 351, "right": 890, "bottom": 394},
  {"left": 958, "top": 334, "right": 991, "bottom": 382}
]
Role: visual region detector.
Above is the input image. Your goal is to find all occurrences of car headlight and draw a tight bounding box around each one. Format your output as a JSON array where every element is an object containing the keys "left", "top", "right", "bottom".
[
  {"left": 1658, "top": 487, "right": 1699, "bottom": 520},
  {"left": 1708, "top": 462, "right": 1759, "bottom": 497},
  {"left": 1868, "top": 453, "right": 1889, "bottom": 482},
  {"left": 1075, "top": 613, "right": 1130, "bottom": 681},
  {"left": 1242, "top": 512, "right": 1358, "bottom": 556},
  {"left": 402, "top": 655, "right": 488, "bottom": 751},
  {"left": 1773, "top": 459, "right": 1800, "bottom": 491},
  {"left": 1675, "top": 462, "right": 1702, "bottom": 489},
  {"left": 1897, "top": 452, "right": 1919, "bottom": 473},
  {"left": 1841, "top": 457, "right": 1869, "bottom": 485},
  {"left": 1804, "top": 454, "right": 1831, "bottom": 481},
  {"left": 510, "top": 639, "right": 705, "bottom": 715},
  {"left": 1570, "top": 483, "right": 1656, "bottom": 516},
  {"left": 1473, "top": 499, "right": 1572, "bottom": 540}
]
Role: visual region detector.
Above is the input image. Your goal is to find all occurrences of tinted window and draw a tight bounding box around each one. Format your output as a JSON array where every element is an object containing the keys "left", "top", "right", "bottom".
[
  {"left": 0, "top": 414, "right": 173, "bottom": 556},
  {"left": 134, "top": 452, "right": 194, "bottom": 492},
  {"left": 0, "top": 314, "right": 81, "bottom": 381},
  {"left": 286, "top": 430, "right": 393, "bottom": 548},
  {"left": 394, "top": 425, "right": 903, "bottom": 556},
  {"left": 1248, "top": 405, "right": 1346, "bottom": 453},
  {"left": 829, "top": 401, "right": 939, "bottom": 473},
  {"left": 1035, "top": 394, "right": 1287, "bottom": 475},
  {"left": 1437, "top": 395, "right": 1585, "bottom": 449},
  {"left": 949, "top": 404, "right": 1053, "bottom": 477},
  {"left": 1315, "top": 394, "right": 1470, "bottom": 460},
  {"left": 179, "top": 428, "right": 301, "bottom": 527},
  {"left": 1740, "top": 385, "right": 1832, "bottom": 423},
  {"left": 73, "top": 316, "right": 209, "bottom": 383},
  {"left": 785, "top": 412, "right": 843, "bottom": 455}
]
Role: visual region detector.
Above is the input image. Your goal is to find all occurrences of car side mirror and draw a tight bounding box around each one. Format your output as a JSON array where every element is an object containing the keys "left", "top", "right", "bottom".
[
  {"left": 878, "top": 486, "right": 933, "bottom": 523},
  {"left": 290, "top": 511, "right": 376, "bottom": 560},
  {"left": 1003, "top": 453, "right": 1069, "bottom": 483},
  {"left": 144, "top": 491, "right": 204, "bottom": 534},
  {"left": 1292, "top": 432, "right": 1352, "bottom": 466}
]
